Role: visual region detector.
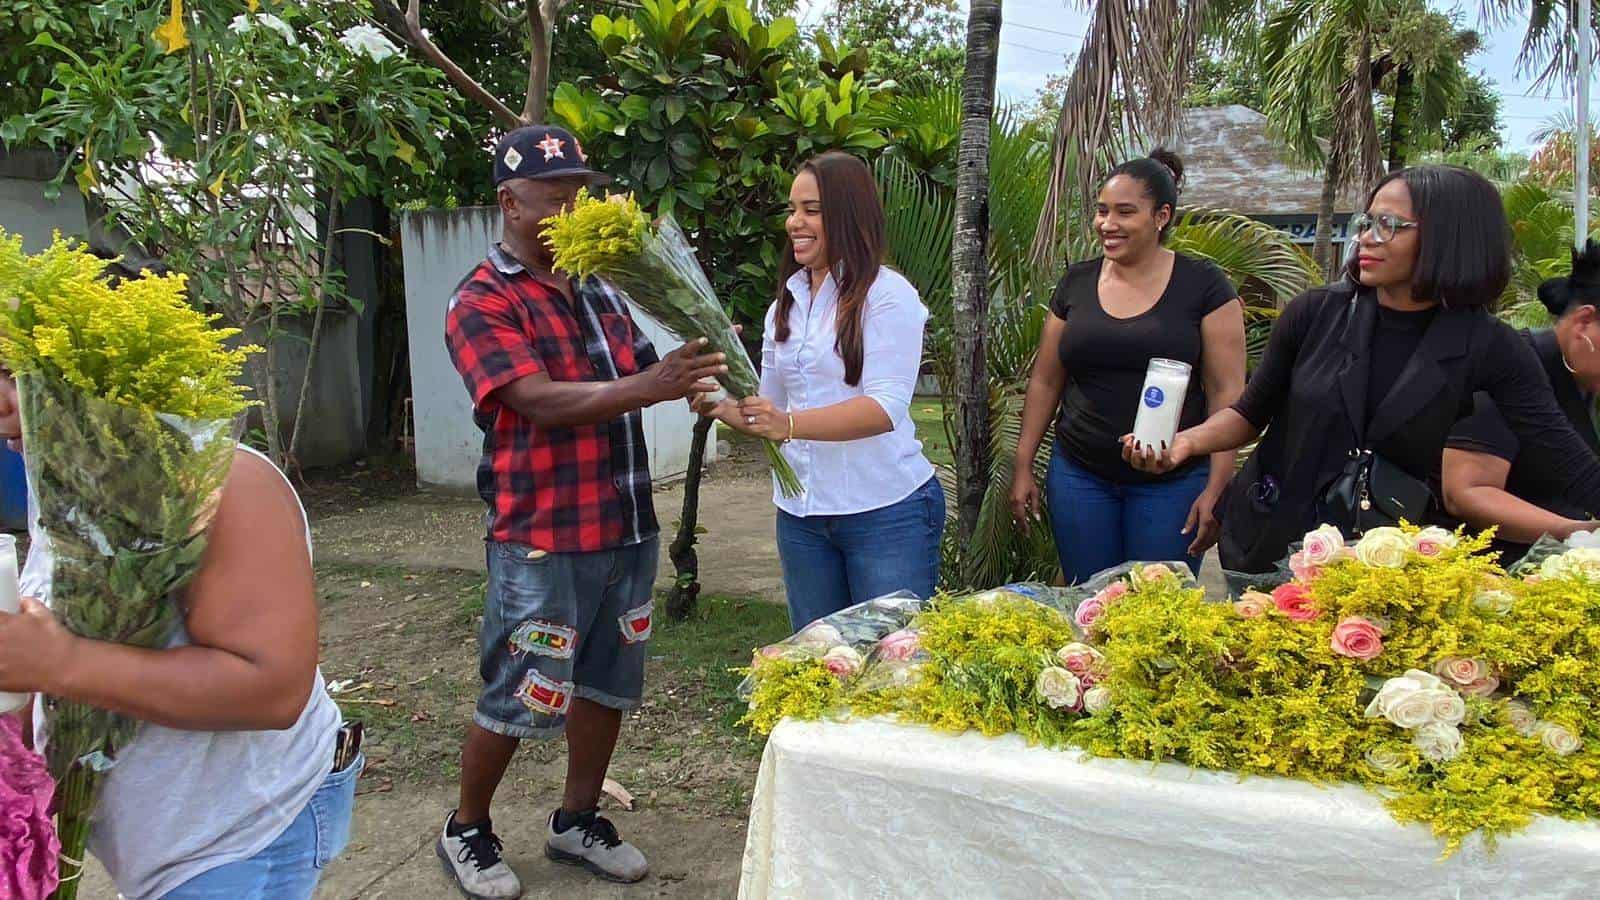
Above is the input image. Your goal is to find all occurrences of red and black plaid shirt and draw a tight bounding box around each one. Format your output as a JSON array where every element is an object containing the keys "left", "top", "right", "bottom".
[{"left": 445, "top": 244, "right": 660, "bottom": 552}]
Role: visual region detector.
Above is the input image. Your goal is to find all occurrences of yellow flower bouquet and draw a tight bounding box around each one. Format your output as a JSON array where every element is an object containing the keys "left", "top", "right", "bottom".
[{"left": 0, "top": 231, "right": 255, "bottom": 898}]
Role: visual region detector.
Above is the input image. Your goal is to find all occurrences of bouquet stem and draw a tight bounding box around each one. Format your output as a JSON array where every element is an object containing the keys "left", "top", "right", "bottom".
[{"left": 48, "top": 765, "right": 95, "bottom": 900}]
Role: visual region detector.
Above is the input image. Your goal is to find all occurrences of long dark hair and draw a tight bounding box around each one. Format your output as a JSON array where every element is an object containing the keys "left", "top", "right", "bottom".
[
  {"left": 1342, "top": 165, "right": 1511, "bottom": 309},
  {"left": 773, "top": 152, "right": 885, "bottom": 386}
]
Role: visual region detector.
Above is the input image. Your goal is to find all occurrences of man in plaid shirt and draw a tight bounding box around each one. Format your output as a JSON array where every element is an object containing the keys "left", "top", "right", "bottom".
[{"left": 438, "top": 125, "right": 726, "bottom": 898}]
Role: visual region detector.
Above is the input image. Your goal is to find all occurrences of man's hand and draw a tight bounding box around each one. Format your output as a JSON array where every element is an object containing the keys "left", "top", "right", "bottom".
[
  {"left": 642, "top": 338, "right": 727, "bottom": 405},
  {"left": 0, "top": 598, "right": 77, "bottom": 695}
]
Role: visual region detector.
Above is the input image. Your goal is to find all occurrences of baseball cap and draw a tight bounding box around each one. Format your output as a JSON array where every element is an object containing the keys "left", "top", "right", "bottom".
[{"left": 492, "top": 124, "right": 611, "bottom": 187}]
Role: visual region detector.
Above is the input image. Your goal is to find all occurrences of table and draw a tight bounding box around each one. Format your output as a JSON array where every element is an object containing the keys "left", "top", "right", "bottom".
[{"left": 738, "top": 718, "right": 1600, "bottom": 899}]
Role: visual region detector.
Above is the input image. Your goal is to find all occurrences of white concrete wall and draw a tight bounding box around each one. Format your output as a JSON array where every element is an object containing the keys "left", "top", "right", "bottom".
[{"left": 400, "top": 206, "right": 703, "bottom": 493}]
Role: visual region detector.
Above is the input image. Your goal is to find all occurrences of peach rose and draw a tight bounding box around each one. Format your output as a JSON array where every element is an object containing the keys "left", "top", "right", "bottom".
[
  {"left": 1432, "top": 657, "right": 1487, "bottom": 687},
  {"left": 1233, "top": 591, "right": 1272, "bottom": 619}
]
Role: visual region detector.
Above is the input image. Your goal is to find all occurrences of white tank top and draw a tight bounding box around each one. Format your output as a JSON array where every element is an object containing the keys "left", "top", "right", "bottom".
[{"left": 24, "top": 445, "right": 340, "bottom": 900}]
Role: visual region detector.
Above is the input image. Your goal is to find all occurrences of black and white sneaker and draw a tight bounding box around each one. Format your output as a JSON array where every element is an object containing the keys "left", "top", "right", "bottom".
[
  {"left": 437, "top": 811, "right": 523, "bottom": 899},
  {"left": 544, "top": 808, "right": 649, "bottom": 883}
]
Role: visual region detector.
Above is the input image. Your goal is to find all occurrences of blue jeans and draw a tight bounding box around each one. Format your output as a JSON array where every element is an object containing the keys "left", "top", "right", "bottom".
[
  {"left": 777, "top": 477, "right": 945, "bottom": 629},
  {"left": 160, "top": 756, "right": 363, "bottom": 899},
  {"left": 1046, "top": 450, "right": 1210, "bottom": 585}
]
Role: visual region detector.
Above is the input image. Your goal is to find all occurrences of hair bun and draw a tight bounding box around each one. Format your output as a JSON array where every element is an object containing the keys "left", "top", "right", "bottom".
[
  {"left": 1537, "top": 278, "right": 1573, "bottom": 318},
  {"left": 1147, "top": 147, "right": 1185, "bottom": 193}
]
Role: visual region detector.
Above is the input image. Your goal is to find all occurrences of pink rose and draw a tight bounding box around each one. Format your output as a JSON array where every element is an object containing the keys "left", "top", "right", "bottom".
[
  {"left": 821, "top": 645, "right": 863, "bottom": 680},
  {"left": 1462, "top": 673, "right": 1500, "bottom": 698},
  {"left": 1288, "top": 551, "right": 1323, "bottom": 583},
  {"left": 1074, "top": 597, "right": 1107, "bottom": 631},
  {"left": 0, "top": 715, "right": 59, "bottom": 900},
  {"left": 876, "top": 629, "right": 921, "bottom": 662},
  {"left": 1330, "top": 616, "right": 1384, "bottom": 660},
  {"left": 1099, "top": 581, "right": 1129, "bottom": 603},
  {"left": 1413, "top": 526, "right": 1459, "bottom": 558},
  {"left": 1300, "top": 525, "right": 1346, "bottom": 566},
  {"left": 1271, "top": 582, "right": 1320, "bottom": 621},
  {"left": 1433, "top": 657, "right": 1487, "bottom": 687},
  {"left": 1139, "top": 564, "right": 1176, "bottom": 583},
  {"left": 1056, "top": 642, "right": 1103, "bottom": 677}
]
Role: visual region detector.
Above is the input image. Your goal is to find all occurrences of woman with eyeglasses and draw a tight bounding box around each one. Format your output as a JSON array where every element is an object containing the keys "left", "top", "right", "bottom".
[
  {"left": 1124, "top": 165, "right": 1600, "bottom": 574},
  {"left": 1442, "top": 241, "right": 1600, "bottom": 562}
]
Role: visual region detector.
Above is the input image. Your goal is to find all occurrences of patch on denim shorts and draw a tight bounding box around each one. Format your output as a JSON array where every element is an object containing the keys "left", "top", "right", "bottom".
[
  {"left": 508, "top": 618, "right": 576, "bottom": 659},
  {"left": 514, "top": 669, "right": 573, "bottom": 717},
  {"left": 618, "top": 600, "right": 654, "bottom": 644}
]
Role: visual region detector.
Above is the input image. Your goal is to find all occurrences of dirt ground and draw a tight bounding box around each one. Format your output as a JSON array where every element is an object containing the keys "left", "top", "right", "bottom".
[{"left": 79, "top": 441, "right": 791, "bottom": 900}]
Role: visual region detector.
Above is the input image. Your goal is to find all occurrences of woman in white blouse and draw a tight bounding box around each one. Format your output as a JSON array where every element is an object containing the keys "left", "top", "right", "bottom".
[{"left": 698, "top": 152, "right": 943, "bottom": 628}]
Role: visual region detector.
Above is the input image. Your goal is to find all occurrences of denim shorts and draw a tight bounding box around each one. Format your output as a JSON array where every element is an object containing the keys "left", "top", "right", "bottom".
[
  {"left": 475, "top": 537, "right": 659, "bottom": 739},
  {"left": 160, "top": 755, "right": 363, "bottom": 899}
]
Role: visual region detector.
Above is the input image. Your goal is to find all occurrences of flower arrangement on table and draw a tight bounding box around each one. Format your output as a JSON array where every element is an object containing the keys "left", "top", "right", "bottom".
[
  {"left": 0, "top": 231, "right": 256, "bottom": 898},
  {"left": 740, "top": 523, "right": 1600, "bottom": 854}
]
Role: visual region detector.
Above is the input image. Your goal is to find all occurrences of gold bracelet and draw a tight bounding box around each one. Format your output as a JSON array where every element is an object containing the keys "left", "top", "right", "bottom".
[{"left": 785, "top": 412, "right": 796, "bottom": 444}]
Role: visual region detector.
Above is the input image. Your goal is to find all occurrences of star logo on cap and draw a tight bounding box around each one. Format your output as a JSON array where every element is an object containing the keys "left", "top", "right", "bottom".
[
  {"left": 502, "top": 146, "right": 523, "bottom": 172},
  {"left": 537, "top": 135, "right": 566, "bottom": 161}
]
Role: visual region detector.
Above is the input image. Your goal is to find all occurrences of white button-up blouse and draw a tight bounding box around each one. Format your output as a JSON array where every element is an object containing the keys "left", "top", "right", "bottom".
[{"left": 759, "top": 266, "right": 936, "bottom": 517}]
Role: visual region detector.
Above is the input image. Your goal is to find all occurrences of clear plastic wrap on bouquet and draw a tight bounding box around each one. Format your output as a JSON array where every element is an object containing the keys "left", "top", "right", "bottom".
[
  {"left": 1508, "top": 533, "right": 1581, "bottom": 578},
  {"left": 17, "top": 371, "right": 238, "bottom": 895},
  {"left": 738, "top": 591, "right": 923, "bottom": 700}
]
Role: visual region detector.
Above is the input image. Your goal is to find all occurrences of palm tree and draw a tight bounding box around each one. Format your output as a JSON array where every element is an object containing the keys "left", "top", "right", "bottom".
[
  {"left": 950, "top": 0, "right": 1002, "bottom": 554},
  {"left": 1261, "top": 0, "right": 1388, "bottom": 276},
  {"left": 1376, "top": 10, "right": 1479, "bottom": 171}
]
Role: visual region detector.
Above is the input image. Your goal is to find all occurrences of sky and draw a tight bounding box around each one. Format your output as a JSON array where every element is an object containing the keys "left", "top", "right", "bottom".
[{"left": 793, "top": 0, "right": 1595, "bottom": 152}]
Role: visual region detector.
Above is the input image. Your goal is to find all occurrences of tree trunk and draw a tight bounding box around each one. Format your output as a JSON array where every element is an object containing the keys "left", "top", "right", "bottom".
[
  {"left": 1313, "top": 149, "right": 1343, "bottom": 279},
  {"left": 1386, "top": 65, "right": 1414, "bottom": 172},
  {"left": 950, "top": 0, "right": 1002, "bottom": 555},
  {"left": 665, "top": 415, "right": 715, "bottom": 621}
]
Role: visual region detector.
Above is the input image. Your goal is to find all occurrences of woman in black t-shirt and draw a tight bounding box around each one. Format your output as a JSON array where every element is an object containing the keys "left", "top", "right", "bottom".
[
  {"left": 1443, "top": 242, "right": 1600, "bottom": 562},
  {"left": 1124, "top": 165, "right": 1600, "bottom": 574},
  {"left": 1010, "top": 150, "right": 1247, "bottom": 583}
]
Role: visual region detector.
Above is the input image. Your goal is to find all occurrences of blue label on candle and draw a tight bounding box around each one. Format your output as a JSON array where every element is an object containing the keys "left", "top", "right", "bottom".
[{"left": 1143, "top": 386, "right": 1165, "bottom": 408}]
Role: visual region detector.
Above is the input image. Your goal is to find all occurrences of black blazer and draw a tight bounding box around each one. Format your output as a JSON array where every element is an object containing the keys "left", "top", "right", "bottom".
[{"left": 1218, "top": 283, "right": 1600, "bottom": 573}]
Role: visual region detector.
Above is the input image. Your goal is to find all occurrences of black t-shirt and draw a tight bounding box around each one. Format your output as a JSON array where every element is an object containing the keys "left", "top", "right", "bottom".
[
  {"left": 1366, "top": 305, "right": 1438, "bottom": 424},
  {"left": 1447, "top": 330, "right": 1598, "bottom": 561},
  {"left": 1051, "top": 253, "right": 1237, "bottom": 483}
]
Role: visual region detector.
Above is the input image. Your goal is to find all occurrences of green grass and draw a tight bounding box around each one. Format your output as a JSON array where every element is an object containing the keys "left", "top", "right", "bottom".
[
  {"left": 652, "top": 593, "right": 792, "bottom": 733},
  {"left": 911, "top": 397, "right": 953, "bottom": 470}
]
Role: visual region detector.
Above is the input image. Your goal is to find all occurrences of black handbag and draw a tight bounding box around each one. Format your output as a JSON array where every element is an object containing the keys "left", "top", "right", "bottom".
[{"left": 1321, "top": 449, "right": 1435, "bottom": 534}]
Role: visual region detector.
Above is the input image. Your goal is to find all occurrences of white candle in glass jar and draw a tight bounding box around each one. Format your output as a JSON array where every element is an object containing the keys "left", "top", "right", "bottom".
[
  {"left": 1132, "top": 358, "right": 1192, "bottom": 452},
  {"left": 0, "top": 534, "right": 25, "bottom": 714}
]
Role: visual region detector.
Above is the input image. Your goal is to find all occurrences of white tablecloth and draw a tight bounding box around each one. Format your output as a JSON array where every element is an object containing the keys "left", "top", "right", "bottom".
[{"left": 738, "top": 718, "right": 1600, "bottom": 899}]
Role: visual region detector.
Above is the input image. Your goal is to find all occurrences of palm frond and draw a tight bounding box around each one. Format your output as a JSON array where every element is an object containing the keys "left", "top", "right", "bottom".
[
  {"left": 1167, "top": 207, "right": 1322, "bottom": 307},
  {"left": 1033, "top": 0, "right": 1214, "bottom": 264}
]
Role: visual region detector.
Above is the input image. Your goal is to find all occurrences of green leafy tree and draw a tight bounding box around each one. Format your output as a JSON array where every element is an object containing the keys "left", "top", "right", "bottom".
[
  {"left": 826, "top": 0, "right": 966, "bottom": 87},
  {"left": 11, "top": 0, "right": 457, "bottom": 473},
  {"left": 551, "top": 0, "right": 889, "bottom": 328}
]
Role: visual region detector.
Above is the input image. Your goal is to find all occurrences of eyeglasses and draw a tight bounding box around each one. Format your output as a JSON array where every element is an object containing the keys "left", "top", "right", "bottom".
[{"left": 1350, "top": 212, "right": 1417, "bottom": 244}]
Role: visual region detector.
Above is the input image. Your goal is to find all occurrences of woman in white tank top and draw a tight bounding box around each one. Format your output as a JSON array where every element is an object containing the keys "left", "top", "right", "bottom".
[{"left": 0, "top": 368, "right": 356, "bottom": 900}]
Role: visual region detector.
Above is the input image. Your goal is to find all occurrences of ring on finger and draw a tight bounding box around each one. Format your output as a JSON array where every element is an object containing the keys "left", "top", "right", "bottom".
[{"left": 746, "top": 416, "right": 756, "bottom": 425}]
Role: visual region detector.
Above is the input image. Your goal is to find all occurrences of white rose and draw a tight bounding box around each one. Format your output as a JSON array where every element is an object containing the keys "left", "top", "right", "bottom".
[
  {"left": 1567, "top": 528, "right": 1600, "bottom": 549},
  {"left": 1412, "top": 722, "right": 1464, "bottom": 762},
  {"left": 1472, "top": 589, "right": 1514, "bottom": 616},
  {"left": 1503, "top": 699, "right": 1539, "bottom": 736},
  {"left": 1355, "top": 527, "right": 1411, "bottom": 568},
  {"left": 339, "top": 23, "right": 400, "bottom": 62},
  {"left": 1542, "top": 547, "right": 1600, "bottom": 580},
  {"left": 793, "top": 622, "right": 844, "bottom": 647},
  {"left": 1365, "top": 745, "right": 1410, "bottom": 776},
  {"left": 1035, "top": 666, "right": 1082, "bottom": 710},
  {"left": 1300, "top": 524, "right": 1347, "bottom": 566},
  {"left": 1083, "top": 685, "right": 1113, "bottom": 713},
  {"left": 1536, "top": 722, "right": 1583, "bottom": 756},
  {"left": 1364, "top": 671, "right": 1449, "bottom": 729},
  {"left": 1401, "top": 668, "right": 1447, "bottom": 692},
  {"left": 1387, "top": 691, "right": 1438, "bottom": 729},
  {"left": 1426, "top": 689, "right": 1467, "bottom": 727}
]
